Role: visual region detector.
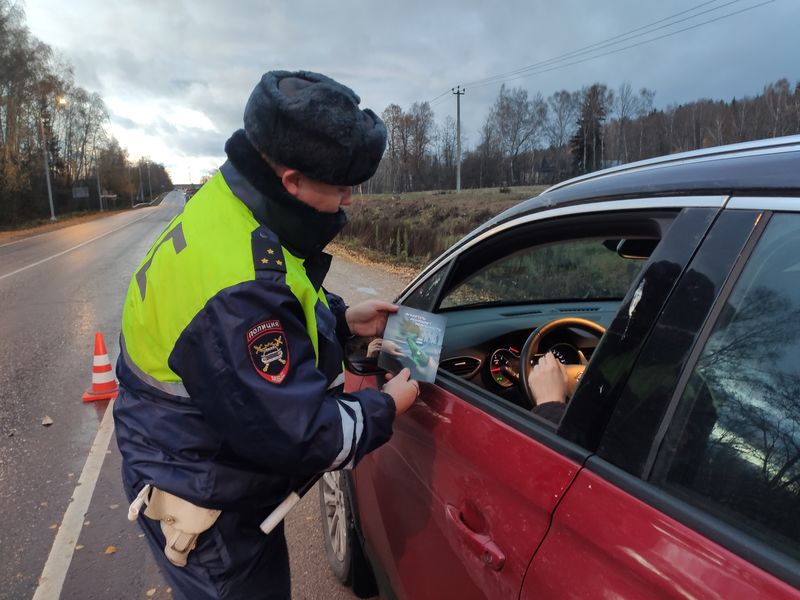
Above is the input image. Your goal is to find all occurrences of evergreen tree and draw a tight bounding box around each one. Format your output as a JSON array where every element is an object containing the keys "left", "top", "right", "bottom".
[{"left": 570, "top": 84, "right": 612, "bottom": 174}]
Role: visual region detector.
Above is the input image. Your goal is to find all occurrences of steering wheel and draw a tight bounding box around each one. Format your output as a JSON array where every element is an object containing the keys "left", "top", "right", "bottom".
[{"left": 519, "top": 318, "right": 606, "bottom": 408}]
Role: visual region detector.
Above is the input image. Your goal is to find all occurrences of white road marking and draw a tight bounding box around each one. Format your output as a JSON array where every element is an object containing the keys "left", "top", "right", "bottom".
[
  {"left": 0, "top": 229, "right": 54, "bottom": 248},
  {"left": 0, "top": 212, "right": 153, "bottom": 281},
  {"left": 355, "top": 286, "right": 378, "bottom": 295},
  {"left": 32, "top": 398, "right": 117, "bottom": 600}
]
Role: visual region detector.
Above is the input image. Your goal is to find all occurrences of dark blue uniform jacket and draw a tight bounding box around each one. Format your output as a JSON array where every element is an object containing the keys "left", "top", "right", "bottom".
[{"left": 114, "top": 161, "right": 396, "bottom": 514}]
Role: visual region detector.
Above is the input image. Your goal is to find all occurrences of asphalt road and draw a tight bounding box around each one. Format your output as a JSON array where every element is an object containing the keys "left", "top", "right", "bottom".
[{"left": 0, "top": 191, "right": 409, "bottom": 600}]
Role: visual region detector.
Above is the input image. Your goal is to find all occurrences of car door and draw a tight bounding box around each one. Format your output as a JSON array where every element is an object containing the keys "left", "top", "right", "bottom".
[
  {"left": 350, "top": 199, "right": 723, "bottom": 600},
  {"left": 523, "top": 202, "right": 800, "bottom": 598}
]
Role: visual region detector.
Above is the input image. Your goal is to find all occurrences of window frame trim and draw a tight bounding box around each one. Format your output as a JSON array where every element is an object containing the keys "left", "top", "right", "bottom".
[{"left": 728, "top": 196, "right": 800, "bottom": 211}]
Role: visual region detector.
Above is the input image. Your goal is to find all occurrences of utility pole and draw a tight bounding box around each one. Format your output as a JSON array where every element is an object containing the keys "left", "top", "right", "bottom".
[
  {"left": 38, "top": 115, "right": 57, "bottom": 220},
  {"left": 146, "top": 160, "right": 153, "bottom": 202},
  {"left": 95, "top": 150, "right": 103, "bottom": 211},
  {"left": 452, "top": 85, "right": 465, "bottom": 192},
  {"left": 138, "top": 163, "right": 144, "bottom": 204}
]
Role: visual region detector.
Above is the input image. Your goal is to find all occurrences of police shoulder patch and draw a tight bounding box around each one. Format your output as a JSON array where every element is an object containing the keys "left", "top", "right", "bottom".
[{"left": 246, "top": 320, "right": 290, "bottom": 384}]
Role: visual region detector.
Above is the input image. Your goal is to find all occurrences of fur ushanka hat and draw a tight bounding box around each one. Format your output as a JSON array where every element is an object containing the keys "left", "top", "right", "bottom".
[{"left": 243, "top": 70, "right": 387, "bottom": 186}]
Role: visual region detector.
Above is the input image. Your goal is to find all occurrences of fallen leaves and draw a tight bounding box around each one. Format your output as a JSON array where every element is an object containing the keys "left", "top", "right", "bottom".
[
  {"left": 104, "top": 545, "right": 117, "bottom": 555},
  {"left": 41, "top": 416, "right": 54, "bottom": 427}
]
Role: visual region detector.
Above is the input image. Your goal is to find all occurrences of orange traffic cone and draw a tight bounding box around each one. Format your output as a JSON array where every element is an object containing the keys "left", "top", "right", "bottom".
[{"left": 82, "top": 331, "right": 119, "bottom": 402}]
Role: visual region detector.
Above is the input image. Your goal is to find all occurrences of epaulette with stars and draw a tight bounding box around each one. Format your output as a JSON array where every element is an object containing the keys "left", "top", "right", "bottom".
[{"left": 251, "top": 226, "right": 286, "bottom": 273}]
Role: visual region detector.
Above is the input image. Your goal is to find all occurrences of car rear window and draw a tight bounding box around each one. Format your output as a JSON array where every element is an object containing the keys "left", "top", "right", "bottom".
[{"left": 651, "top": 212, "right": 800, "bottom": 561}]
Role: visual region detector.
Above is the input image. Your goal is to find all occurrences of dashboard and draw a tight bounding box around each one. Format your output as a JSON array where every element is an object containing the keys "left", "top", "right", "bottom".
[
  {"left": 488, "top": 341, "right": 587, "bottom": 389},
  {"left": 438, "top": 302, "right": 619, "bottom": 408}
]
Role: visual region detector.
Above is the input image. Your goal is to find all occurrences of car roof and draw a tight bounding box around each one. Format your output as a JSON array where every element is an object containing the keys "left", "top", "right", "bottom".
[{"left": 496, "top": 134, "right": 800, "bottom": 226}]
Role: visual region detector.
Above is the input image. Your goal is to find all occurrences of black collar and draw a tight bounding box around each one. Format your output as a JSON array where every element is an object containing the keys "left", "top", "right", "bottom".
[{"left": 223, "top": 129, "right": 347, "bottom": 258}]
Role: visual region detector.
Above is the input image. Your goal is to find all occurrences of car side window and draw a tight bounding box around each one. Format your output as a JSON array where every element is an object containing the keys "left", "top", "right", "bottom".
[
  {"left": 439, "top": 238, "right": 645, "bottom": 309},
  {"left": 650, "top": 212, "right": 800, "bottom": 561},
  {"left": 404, "top": 264, "right": 449, "bottom": 311}
]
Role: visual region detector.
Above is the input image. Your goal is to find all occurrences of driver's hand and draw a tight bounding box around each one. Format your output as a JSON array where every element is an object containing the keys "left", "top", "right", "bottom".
[
  {"left": 366, "top": 338, "right": 383, "bottom": 358},
  {"left": 529, "top": 352, "right": 569, "bottom": 406}
]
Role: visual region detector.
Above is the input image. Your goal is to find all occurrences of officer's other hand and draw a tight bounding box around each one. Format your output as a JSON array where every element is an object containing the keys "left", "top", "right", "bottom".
[
  {"left": 382, "top": 368, "right": 419, "bottom": 416},
  {"left": 346, "top": 300, "right": 398, "bottom": 337}
]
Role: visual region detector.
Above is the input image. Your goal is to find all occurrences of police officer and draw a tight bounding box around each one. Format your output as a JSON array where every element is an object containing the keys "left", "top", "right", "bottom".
[{"left": 114, "top": 70, "right": 419, "bottom": 599}]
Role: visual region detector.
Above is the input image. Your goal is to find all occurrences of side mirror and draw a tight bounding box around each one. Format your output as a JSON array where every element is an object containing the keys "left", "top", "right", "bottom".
[{"left": 603, "top": 238, "right": 659, "bottom": 260}]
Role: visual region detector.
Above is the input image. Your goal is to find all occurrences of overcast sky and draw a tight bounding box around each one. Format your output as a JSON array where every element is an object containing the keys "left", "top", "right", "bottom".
[{"left": 24, "top": 0, "right": 799, "bottom": 184}]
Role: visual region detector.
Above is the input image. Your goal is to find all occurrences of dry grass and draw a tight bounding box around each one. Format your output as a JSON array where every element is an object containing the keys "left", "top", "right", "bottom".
[
  {"left": 0, "top": 211, "right": 115, "bottom": 244},
  {"left": 342, "top": 185, "right": 548, "bottom": 266},
  {"left": 327, "top": 241, "right": 420, "bottom": 279}
]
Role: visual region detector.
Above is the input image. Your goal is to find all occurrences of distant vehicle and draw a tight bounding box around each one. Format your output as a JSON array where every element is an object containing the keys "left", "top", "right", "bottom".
[{"left": 320, "top": 136, "right": 800, "bottom": 599}]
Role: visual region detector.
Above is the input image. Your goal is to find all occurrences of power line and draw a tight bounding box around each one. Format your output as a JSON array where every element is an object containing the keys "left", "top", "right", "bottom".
[
  {"left": 463, "top": 0, "right": 744, "bottom": 88},
  {"left": 426, "top": 0, "right": 729, "bottom": 102},
  {"left": 466, "top": 0, "right": 775, "bottom": 91},
  {"left": 427, "top": 89, "right": 452, "bottom": 104},
  {"left": 424, "top": 0, "right": 774, "bottom": 103},
  {"left": 428, "top": 93, "right": 452, "bottom": 109}
]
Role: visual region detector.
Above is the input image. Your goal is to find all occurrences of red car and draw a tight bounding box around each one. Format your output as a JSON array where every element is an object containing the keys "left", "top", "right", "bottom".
[{"left": 320, "top": 136, "right": 800, "bottom": 599}]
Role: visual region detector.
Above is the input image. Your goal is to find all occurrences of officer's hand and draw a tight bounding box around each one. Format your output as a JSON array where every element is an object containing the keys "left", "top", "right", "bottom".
[
  {"left": 382, "top": 368, "right": 419, "bottom": 416},
  {"left": 346, "top": 300, "right": 398, "bottom": 337}
]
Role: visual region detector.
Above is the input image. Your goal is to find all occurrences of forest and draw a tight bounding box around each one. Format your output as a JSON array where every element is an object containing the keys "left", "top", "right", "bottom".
[
  {"left": 3, "top": 0, "right": 798, "bottom": 227},
  {"left": 368, "top": 77, "right": 800, "bottom": 194},
  {"left": 0, "top": 1, "right": 171, "bottom": 227}
]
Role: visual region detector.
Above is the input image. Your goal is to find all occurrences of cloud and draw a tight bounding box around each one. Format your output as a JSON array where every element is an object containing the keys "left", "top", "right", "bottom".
[{"left": 23, "top": 0, "right": 800, "bottom": 181}]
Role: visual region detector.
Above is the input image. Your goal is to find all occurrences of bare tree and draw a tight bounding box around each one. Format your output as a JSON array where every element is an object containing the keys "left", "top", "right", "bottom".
[
  {"left": 472, "top": 118, "right": 502, "bottom": 189},
  {"left": 485, "top": 85, "right": 547, "bottom": 185},
  {"left": 408, "top": 101, "right": 434, "bottom": 189},
  {"left": 763, "top": 79, "right": 792, "bottom": 138},
  {"left": 379, "top": 103, "right": 403, "bottom": 193},
  {"left": 0, "top": 1, "right": 163, "bottom": 224},
  {"left": 433, "top": 116, "right": 457, "bottom": 188},
  {"left": 544, "top": 90, "right": 580, "bottom": 181},
  {"left": 612, "top": 81, "right": 638, "bottom": 163}
]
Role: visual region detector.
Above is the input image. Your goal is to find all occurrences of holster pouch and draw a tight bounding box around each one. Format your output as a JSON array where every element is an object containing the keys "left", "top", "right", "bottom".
[{"left": 129, "top": 484, "right": 221, "bottom": 567}]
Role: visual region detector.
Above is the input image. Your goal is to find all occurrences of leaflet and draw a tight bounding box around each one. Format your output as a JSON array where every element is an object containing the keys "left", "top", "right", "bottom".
[{"left": 378, "top": 307, "right": 447, "bottom": 383}]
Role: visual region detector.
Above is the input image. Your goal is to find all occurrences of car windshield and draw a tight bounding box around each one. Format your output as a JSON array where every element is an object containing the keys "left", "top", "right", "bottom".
[{"left": 440, "top": 237, "right": 646, "bottom": 309}]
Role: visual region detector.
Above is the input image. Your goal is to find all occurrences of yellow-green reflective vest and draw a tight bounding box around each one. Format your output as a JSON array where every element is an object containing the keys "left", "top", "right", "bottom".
[{"left": 121, "top": 171, "right": 328, "bottom": 388}]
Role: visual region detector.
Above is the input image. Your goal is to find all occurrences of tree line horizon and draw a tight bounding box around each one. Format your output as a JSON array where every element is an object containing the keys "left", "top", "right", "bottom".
[
  {"left": 3, "top": 0, "right": 799, "bottom": 228},
  {"left": 0, "top": 1, "right": 172, "bottom": 227},
  {"left": 368, "top": 77, "right": 800, "bottom": 194}
]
